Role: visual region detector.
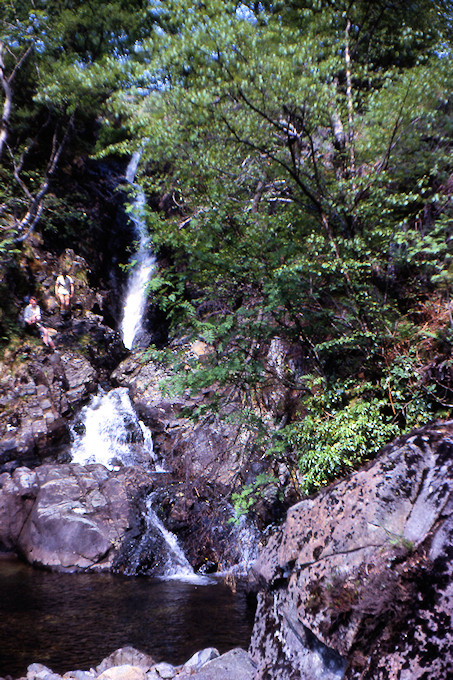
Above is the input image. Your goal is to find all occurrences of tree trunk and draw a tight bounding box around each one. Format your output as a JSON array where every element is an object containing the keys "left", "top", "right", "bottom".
[
  {"left": 0, "top": 43, "right": 12, "bottom": 160},
  {"left": 0, "top": 42, "right": 33, "bottom": 160},
  {"left": 344, "top": 19, "right": 356, "bottom": 182}
]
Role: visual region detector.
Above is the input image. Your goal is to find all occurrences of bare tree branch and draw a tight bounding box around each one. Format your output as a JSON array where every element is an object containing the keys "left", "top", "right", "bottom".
[
  {"left": 0, "top": 41, "right": 33, "bottom": 160},
  {"left": 14, "top": 113, "right": 75, "bottom": 243}
]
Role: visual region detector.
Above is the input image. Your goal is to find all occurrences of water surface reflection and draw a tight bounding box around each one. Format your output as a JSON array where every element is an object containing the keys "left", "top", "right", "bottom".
[{"left": 0, "top": 558, "right": 256, "bottom": 678}]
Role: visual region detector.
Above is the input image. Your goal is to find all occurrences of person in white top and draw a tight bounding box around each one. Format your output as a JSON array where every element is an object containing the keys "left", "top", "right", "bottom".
[
  {"left": 55, "top": 271, "right": 74, "bottom": 313},
  {"left": 23, "top": 296, "right": 55, "bottom": 349}
]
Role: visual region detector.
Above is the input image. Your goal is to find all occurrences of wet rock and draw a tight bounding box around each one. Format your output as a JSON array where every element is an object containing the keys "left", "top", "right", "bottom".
[
  {"left": 111, "top": 353, "right": 275, "bottom": 572},
  {"left": 0, "top": 467, "right": 37, "bottom": 552},
  {"left": 59, "top": 352, "right": 97, "bottom": 407},
  {"left": 112, "top": 354, "right": 258, "bottom": 488},
  {"left": 0, "top": 330, "right": 125, "bottom": 474},
  {"left": 0, "top": 464, "right": 153, "bottom": 572},
  {"left": 249, "top": 421, "right": 453, "bottom": 680},
  {"left": 111, "top": 355, "right": 183, "bottom": 433}
]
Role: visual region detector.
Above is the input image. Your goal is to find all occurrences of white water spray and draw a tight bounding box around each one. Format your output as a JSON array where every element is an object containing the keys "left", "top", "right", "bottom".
[
  {"left": 144, "top": 495, "right": 207, "bottom": 581},
  {"left": 118, "top": 492, "right": 211, "bottom": 582},
  {"left": 70, "top": 387, "right": 163, "bottom": 471},
  {"left": 120, "top": 151, "right": 156, "bottom": 350}
]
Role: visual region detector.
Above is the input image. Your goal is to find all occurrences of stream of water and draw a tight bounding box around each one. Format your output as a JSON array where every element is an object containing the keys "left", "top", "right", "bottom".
[{"left": 70, "top": 387, "right": 164, "bottom": 472}]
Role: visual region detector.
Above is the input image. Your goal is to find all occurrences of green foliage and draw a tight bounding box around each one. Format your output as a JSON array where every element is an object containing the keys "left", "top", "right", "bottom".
[
  {"left": 0, "top": 0, "right": 160, "bottom": 249},
  {"left": 106, "top": 0, "right": 453, "bottom": 345},
  {"left": 382, "top": 349, "right": 436, "bottom": 426},
  {"left": 288, "top": 393, "right": 400, "bottom": 494},
  {"left": 107, "top": 1, "right": 453, "bottom": 510},
  {"left": 269, "top": 354, "right": 437, "bottom": 495},
  {"left": 230, "top": 473, "right": 278, "bottom": 523}
]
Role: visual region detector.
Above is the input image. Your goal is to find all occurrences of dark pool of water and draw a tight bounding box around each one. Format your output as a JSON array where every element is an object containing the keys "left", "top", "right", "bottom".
[{"left": 0, "top": 559, "right": 256, "bottom": 679}]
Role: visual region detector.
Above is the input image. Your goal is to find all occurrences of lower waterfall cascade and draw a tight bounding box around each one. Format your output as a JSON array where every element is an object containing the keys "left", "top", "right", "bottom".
[
  {"left": 121, "top": 494, "right": 212, "bottom": 583},
  {"left": 69, "top": 388, "right": 214, "bottom": 582}
]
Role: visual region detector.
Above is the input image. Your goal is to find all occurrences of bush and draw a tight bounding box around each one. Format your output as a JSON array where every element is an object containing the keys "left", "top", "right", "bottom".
[{"left": 286, "top": 395, "right": 400, "bottom": 494}]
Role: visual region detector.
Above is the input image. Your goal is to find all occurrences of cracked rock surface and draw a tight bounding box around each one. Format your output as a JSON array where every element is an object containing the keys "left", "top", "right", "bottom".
[{"left": 249, "top": 421, "right": 453, "bottom": 680}]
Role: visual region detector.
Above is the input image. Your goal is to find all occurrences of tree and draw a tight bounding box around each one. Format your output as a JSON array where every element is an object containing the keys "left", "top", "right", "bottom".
[
  {"left": 108, "top": 0, "right": 451, "bottom": 330},
  {"left": 99, "top": 0, "right": 453, "bottom": 494},
  {"left": 0, "top": 0, "right": 156, "bottom": 251}
]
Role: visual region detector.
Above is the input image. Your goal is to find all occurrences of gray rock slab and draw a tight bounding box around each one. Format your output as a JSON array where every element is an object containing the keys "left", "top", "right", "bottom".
[{"left": 186, "top": 648, "right": 255, "bottom": 680}]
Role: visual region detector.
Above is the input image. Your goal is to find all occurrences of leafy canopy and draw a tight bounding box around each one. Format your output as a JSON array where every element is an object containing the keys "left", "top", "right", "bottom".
[{"left": 97, "top": 0, "right": 453, "bottom": 500}]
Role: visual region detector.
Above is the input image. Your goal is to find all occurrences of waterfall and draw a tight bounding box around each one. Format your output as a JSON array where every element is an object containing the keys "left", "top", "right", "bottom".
[
  {"left": 69, "top": 391, "right": 212, "bottom": 582},
  {"left": 70, "top": 387, "right": 164, "bottom": 471},
  {"left": 144, "top": 496, "right": 193, "bottom": 577},
  {"left": 233, "top": 517, "right": 260, "bottom": 575},
  {"left": 120, "top": 151, "right": 156, "bottom": 350},
  {"left": 120, "top": 494, "right": 211, "bottom": 583}
]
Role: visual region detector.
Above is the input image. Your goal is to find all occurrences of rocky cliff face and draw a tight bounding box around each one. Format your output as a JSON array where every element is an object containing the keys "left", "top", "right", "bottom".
[
  {"left": 249, "top": 421, "right": 453, "bottom": 680},
  {"left": 0, "top": 314, "right": 125, "bottom": 474},
  {"left": 0, "top": 288, "right": 267, "bottom": 575}
]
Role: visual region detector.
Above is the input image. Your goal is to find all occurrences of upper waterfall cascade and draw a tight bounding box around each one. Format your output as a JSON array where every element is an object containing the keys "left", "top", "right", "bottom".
[{"left": 120, "top": 151, "right": 156, "bottom": 350}]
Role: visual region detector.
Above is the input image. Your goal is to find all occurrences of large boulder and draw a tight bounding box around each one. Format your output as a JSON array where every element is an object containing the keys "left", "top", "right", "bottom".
[
  {"left": 0, "top": 463, "right": 153, "bottom": 571},
  {"left": 249, "top": 421, "right": 453, "bottom": 680}
]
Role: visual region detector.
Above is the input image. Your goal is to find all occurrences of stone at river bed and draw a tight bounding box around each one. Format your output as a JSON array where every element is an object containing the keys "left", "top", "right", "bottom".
[
  {"left": 95, "top": 648, "right": 156, "bottom": 674},
  {"left": 0, "top": 464, "right": 153, "bottom": 571},
  {"left": 97, "top": 667, "right": 145, "bottom": 680},
  {"left": 249, "top": 420, "right": 453, "bottom": 680},
  {"left": 13, "top": 647, "right": 255, "bottom": 680}
]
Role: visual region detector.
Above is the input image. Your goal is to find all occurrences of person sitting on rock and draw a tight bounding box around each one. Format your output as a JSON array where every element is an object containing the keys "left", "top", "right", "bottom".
[
  {"left": 55, "top": 271, "right": 74, "bottom": 314},
  {"left": 24, "top": 296, "right": 56, "bottom": 349}
]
